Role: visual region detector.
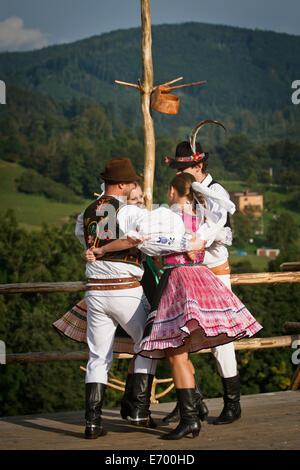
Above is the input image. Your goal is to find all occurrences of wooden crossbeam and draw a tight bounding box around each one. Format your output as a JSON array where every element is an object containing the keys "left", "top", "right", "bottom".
[
  {"left": 5, "top": 335, "right": 300, "bottom": 364},
  {"left": 229, "top": 271, "right": 300, "bottom": 285},
  {"left": 7, "top": 335, "right": 300, "bottom": 399},
  {"left": 0, "top": 271, "right": 299, "bottom": 294},
  {"left": 284, "top": 322, "right": 300, "bottom": 334}
]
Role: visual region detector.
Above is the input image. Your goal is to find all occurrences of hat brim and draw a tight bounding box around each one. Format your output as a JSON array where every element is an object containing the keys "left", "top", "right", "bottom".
[
  {"left": 169, "top": 156, "right": 208, "bottom": 170},
  {"left": 99, "top": 173, "right": 140, "bottom": 183}
]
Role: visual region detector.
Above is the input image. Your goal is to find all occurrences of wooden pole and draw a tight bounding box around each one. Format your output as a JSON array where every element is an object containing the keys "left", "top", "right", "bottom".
[
  {"left": 115, "top": 2, "right": 206, "bottom": 208},
  {"left": 140, "top": 0, "right": 155, "bottom": 210},
  {"left": 5, "top": 350, "right": 131, "bottom": 364},
  {"left": 0, "top": 281, "right": 87, "bottom": 294},
  {"left": 1, "top": 272, "right": 299, "bottom": 294},
  {"left": 230, "top": 271, "right": 300, "bottom": 285},
  {"left": 5, "top": 335, "right": 300, "bottom": 364},
  {"left": 167, "top": 80, "right": 207, "bottom": 91},
  {"left": 290, "top": 364, "right": 300, "bottom": 391},
  {"left": 6, "top": 350, "right": 89, "bottom": 364}
]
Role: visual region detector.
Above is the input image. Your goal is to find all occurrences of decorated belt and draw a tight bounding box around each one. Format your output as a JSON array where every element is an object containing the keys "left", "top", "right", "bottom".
[
  {"left": 86, "top": 281, "right": 140, "bottom": 291},
  {"left": 86, "top": 277, "right": 140, "bottom": 291},
  {"left": 208, "top": 261, "right": 231, "bottom": 276},
  {"left": 87, "top": 277, "right": 137, "bottom": 284}
]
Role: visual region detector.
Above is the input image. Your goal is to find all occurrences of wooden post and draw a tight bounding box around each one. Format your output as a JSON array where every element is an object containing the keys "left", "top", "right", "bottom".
[
  {"left": 140, "top": 0, "right": 155, "bottom": 210},
  {"left": 114, "top": 2, "right": 206, "bottom": 208},
  {"left": 290, "top": 364, "right": 300, "bottom": 391}
]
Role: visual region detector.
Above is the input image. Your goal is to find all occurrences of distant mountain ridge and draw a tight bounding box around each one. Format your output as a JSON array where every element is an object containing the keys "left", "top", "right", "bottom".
[{"left": 0, "top": 22, "right": 300, "bottom": 141}]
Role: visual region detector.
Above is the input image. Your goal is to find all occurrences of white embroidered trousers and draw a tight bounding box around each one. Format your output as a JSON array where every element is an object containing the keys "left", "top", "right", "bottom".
[
  {"left": 211, "top": 273, "right": 238, "bottom": 378},
  {"left": 85, "top": 286, "right": 154, "bottom": 384}
]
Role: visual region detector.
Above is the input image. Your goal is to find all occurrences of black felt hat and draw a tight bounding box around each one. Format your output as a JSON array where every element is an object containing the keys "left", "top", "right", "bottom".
[{"left": 166, "top": 141, "right": 208, "bottom": 170}]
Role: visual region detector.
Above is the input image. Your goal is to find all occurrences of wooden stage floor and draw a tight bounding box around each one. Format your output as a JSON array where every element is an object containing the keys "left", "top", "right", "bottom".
[{"left": 0, "top": 390, "right": 299, "bottom": 451}]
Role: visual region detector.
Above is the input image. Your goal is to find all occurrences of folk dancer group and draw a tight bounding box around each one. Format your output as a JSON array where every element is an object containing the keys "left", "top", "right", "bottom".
[{"left": 53, "top": 123, "right": 262, "bottom": 440}]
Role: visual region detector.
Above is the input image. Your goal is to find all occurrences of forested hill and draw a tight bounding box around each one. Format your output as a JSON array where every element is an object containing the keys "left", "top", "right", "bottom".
[{"left": 0, "top": 22, "right": 300, "bottom": 141}]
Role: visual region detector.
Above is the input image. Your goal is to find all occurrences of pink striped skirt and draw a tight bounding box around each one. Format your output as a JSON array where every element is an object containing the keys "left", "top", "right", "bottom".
[
  {"left": 52, "top": 298, "right": 135, "bottom": 354},
  {"left": 138, "top": 266, "right": 262, "bottom": 359}
]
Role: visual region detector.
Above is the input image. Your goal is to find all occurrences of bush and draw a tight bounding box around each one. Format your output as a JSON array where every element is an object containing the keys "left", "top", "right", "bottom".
[{"left": 17, "top": 170, "right": 82, "bottom": 203}]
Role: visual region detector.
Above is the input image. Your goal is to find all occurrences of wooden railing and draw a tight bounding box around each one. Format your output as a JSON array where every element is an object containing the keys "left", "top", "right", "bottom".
[
  {"left": 1, "top": 271, "right": 299, "bottom": 294},
  {"left": 2, "top": 271, "right": 300, "bottom": 401}
]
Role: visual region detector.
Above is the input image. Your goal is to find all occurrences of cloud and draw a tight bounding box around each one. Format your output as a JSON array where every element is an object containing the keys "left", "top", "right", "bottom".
[{"left": 0, "top": 17, "right": 49, "bottom": 52}]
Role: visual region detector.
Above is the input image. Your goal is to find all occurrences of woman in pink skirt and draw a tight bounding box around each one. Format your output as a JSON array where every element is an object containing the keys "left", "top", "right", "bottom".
[{"left": 137, "top": 173, "right": 263, "bottom": 440}]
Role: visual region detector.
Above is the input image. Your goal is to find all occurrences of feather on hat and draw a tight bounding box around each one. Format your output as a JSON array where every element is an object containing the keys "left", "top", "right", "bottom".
[
  {"left": 190, "top": 120, "right": 226, "bottom": 154},
  {"left": 165, "top": 119, "right": 226, "bottom": 169}
]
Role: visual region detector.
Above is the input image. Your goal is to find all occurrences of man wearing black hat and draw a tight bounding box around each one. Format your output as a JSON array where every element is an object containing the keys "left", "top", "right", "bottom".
[{"left": 164, "top": 140, "right": 241, "bottom": 426}]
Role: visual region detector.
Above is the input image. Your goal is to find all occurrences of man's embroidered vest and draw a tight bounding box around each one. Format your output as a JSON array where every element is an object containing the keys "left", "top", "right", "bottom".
[{"left": 83, "top": 195, "right": 142, "bottom": 267}]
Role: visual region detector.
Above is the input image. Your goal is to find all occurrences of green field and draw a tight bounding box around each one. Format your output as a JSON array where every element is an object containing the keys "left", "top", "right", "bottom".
[
  {"left": 0, "top": 160, "right": 90, "bottom": 230},
  {"left": 219, "top": 180, "right": 248, "bottom": 193},
  {"left": 229, "top": 253, "right": 270, "bottom": 272}
]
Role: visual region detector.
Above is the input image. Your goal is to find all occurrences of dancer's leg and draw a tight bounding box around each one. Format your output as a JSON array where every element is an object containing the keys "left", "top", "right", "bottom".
[
  {"left": 162, "top": 343, "right": 200, "bottom": 440},
  {"left": 165, "top": 348, "right": 195, "bottom": 389},
  {"left": 163, "top": 355, "right": 208, "bottom": 424},
  {"left": 210, "top": 274, "right": 241, "bottom": 425}
]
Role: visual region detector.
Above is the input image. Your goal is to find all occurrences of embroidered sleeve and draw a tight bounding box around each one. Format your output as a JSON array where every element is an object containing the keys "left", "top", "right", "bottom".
[{"left": 137, "top": 234, "right": 192, "bottom": 256}]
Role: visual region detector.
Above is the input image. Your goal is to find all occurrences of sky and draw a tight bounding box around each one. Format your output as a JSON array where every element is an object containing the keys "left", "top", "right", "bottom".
[{"left": 0, "top": 0, "right": 299, "bottom": 52}]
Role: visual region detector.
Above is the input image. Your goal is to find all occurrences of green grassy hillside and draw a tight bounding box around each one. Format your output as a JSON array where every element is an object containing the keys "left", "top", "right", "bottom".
[{"left": 0, "top": 160, "right": 90, "bottom": 230}]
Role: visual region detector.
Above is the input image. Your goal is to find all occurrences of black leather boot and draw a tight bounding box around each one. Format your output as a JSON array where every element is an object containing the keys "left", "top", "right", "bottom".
[
  {"left": 162, "top": 376, "right": 208, "bottom": 423},
  {"left": 213, "top": 375, "right": 241, "bottom": 425},
  {"left": 85, "top": 382, "right": 106, "bottom": 439},
  {"left": 162, "top": 402, "right": 180, "bottom": 424},
  {"left": 120, "top": 373, "right": 134, "bottom": 420},
  {"left": 161, "top": 388, "right": 201, "bottom": 440},
  {"left": 124, "top": 373, "right": 157, "bottom": 428},
  {"left": 194, "top": 375, "right": 209, "bottom": 421}
]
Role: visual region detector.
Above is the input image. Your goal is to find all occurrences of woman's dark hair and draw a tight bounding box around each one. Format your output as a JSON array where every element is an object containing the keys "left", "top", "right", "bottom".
[
  {"left": 170, "top": 173, "right": 195, "bottom": 202},
  {"left": 170, "top": 173, "right": 206, "bottom": 207}
]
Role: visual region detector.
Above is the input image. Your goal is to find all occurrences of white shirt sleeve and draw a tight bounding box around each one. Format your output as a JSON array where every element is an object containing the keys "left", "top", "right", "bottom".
[
  {"left": 137, "top": 207, "right": 190, "bottom": 255},
  {"left": 196, "top": 183, "right": 232, "bottom": 247},
  {"left": 117, "top": 205, "right": 145, "bottom": 237},
  {"left": 75, "top": 211, "right": 87, "bottom": 249},
  {"left": 117, "top": 206, "right": 191, "bottom": 256},
  {"left": 138, "top": 235, "right": 191, "bottom": 256}
]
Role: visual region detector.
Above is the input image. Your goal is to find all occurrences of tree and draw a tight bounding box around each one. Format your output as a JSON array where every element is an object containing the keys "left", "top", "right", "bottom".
[
  {"left": 285, "top": 190, "right": 300, "bottom": 212},
  {"left": 266, "top": 213, "right": 298, "bottom": 249},
  {"left": 232, "top": 212, "right": 255, "bottom": 247},
  {"left": 0, "top": 211, "right": 88, "bottom": 416}
]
